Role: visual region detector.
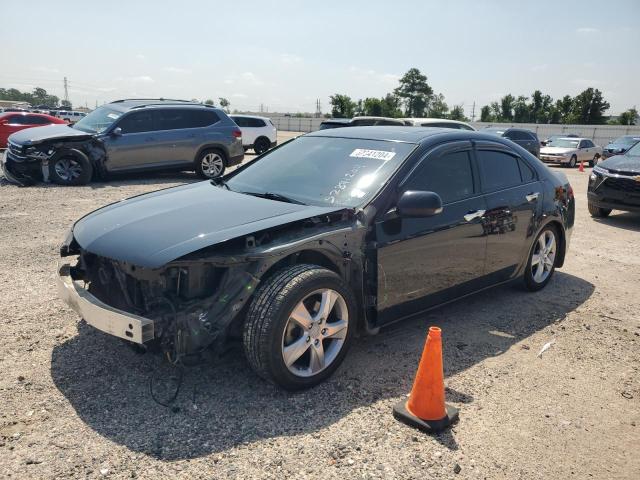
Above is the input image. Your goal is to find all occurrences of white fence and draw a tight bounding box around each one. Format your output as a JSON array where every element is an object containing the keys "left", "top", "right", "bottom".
[{"left": 266, "top": 115, "right": 640, "bottom": 146}]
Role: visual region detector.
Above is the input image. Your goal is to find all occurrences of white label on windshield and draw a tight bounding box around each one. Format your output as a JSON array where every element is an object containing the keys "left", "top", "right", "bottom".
[
  {"left": 107, "top": 113, "right": 121, "bottom": 119},
  {"left": 349, "top": 149, "right": 396, "bottom": 161}
]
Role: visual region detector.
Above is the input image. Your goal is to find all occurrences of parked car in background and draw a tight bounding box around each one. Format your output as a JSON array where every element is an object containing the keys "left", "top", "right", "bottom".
[
  {"left": 540, "top": 137, "right": 602, "bottom": 168},
  {"left": 57, "top": 126, "right": 574, "bottom": 390},
  {"left": 602, "top": 135, "right": 640, "bottom": 159},
  {"left": 402, "top": 118, "right": 475, "bottom": 130},
  {"left": 482, "top": 127, "right": 540, "bottom": 157},
  {"left": 229, "top": 114, "right": 277, "bottom": 154},
  {"left": 541, "top": 134, "right": 579, "bottom": 147},
  {"left": 318, "top": 116, "right": 405, "bottom": 129},
  {"left": 2, "top": 99, "right": 243, "bottom": 186},
  {"left": 54, "top": 110, "right": 87, "bottom": 123},
  {"left": 588, "top": 141, "right": 640, "bottom": 217},
  {"left": 0, "top": 112, "right": 66, "bottom": 148}
]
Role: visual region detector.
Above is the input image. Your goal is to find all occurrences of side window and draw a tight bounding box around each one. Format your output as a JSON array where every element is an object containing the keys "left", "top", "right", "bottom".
[
  {"left": 196, "top": 110, "right": 220, "bottom": 126},
  {"left": 405, "top": 150, "right": 475, "bottom": 204},
  {"left": 518, "top": 159, "right": 536, "bottom": 182},
  {"left": 232, "top": 117, "right": 249, "bottom": 127},
  {"left": 585, "top": 140, "right": 594, "bottom": 148},
  {"left": 506, "top": 131, "right": 527, "bottom": 141},
  {"left": 7, "top": 115, "right": 23, "bottom": 124},
  {"left": 117, "top": 112, "right": 154, "bottom": 134},
  {"left": 155, "top": 109, "right": 189, "bottom": 130},
  {"left": 247, "top": 117, "right": 266, "bottom": 127},
  {"left": 477, "top": 150, "right": 523, "bottom": 192},
  {"left": 578, "top": 140, "right": 586, "bottom": 148},
  {"left": 26, "top": 115, "right": 51, "bottom": 125}
]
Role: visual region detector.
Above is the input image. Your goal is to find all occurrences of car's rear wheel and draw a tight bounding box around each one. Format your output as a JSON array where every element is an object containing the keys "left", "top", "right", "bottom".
[
  {"left": 254, "top": 137, "right": 271, "bottom": 155},
  {"left": 49, "top": 155, "right": 92, "bottom": 186},
  {"left": 243, "top": 264, "right": 355, "bottom": 390},
  {"left": 588, "top": 201, "right": 612, "bottom": 218},
  {"left": 590, "top": 154, "right": 599, "bottom": 167},
  {"left": 568, "top": 155, "right": 577, "bottom": 168},
  {"left": 524, "top": 225, "right": 558, "bottom": 291},
  {"left": 195, "top": 149, "right": 225, "bottom": 178}
]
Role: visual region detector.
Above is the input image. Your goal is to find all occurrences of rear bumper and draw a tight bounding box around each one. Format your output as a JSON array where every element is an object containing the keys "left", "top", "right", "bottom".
[
  {"left": 57, "top": 262, "right": 154, "bottom": 344},
  {"left": 228, "top": 152, "right": 244, "bottom": 166}
]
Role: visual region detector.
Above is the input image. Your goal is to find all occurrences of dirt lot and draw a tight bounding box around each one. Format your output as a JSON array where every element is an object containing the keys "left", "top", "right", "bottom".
[{"left": 1, "top": 133, "right": 638, "bottom": 479}]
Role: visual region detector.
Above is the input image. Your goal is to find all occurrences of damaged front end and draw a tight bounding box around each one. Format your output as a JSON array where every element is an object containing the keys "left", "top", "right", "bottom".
[{"left": 2, "top": 135, "right": 104, "bottom": 186}]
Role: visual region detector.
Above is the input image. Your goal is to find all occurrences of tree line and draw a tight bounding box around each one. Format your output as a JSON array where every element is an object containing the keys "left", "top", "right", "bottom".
[
  {"left": 329, "top": 68, "right": 637, "bottom": 125},
  {"left": 0, "top": 87, "right": 72, "bottom": 109}
]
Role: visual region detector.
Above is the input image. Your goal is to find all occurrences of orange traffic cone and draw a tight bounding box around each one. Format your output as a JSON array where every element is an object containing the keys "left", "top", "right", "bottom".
[
  {"left": 578, "top": 160, "right": 585, "bottom": 172},
  {"left": 393, "top": 326, "right": 459, "bottom": 433}
]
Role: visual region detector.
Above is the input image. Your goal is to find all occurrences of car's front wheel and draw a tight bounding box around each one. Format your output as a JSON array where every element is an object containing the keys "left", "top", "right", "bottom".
[
  {"left": 195, "top": 149, "right": 226, "bottom": 178},
  {"left": 243, "top": 264, "right": 355, "bottom": 390},
  {"left": 49, "top": 155, "right": 93, "bottom": 186},
  {"left": 588, "top": 201, "right": 612, "bottom": 218},
  {"left": 568, "top": 155, "right": 577, "bottom": 168},
  {"left": 524, "top": 225, "right": 558, "bottom": 291},
  {"left": 590, "top": 154, "right": 599, "bottom": 167}
]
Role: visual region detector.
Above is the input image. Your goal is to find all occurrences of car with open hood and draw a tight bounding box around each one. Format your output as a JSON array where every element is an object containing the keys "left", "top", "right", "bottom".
[
  {"left": 588, "top": 141, "right": 640, "bottom": 217},
  {"left": 2, "top": 98, "right": 244, "bottom": 186},
  {"left": 540, "top": 137, "right": 602, "bottom": 168},
  {"left": 57, "top": 126, "right": 574, "bottom": 390}
]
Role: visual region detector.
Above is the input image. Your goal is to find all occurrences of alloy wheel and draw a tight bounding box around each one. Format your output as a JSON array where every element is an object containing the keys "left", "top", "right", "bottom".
[
  {"left": 200, "top": 153, "right": 224, "bottom": 177},
  {"left": 531, "top": 229, "right": 556, "bottom": 284},
  {"left": 281, "top": 288, "right": 349, "bottom": 378},
  {"left": 54, "top": 158, "right": 83, "bottom": 182}
]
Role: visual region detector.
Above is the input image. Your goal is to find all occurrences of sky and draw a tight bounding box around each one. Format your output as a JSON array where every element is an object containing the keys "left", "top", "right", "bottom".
[{"left": 1, "top": 0, "right": 638, "bottom": 116}]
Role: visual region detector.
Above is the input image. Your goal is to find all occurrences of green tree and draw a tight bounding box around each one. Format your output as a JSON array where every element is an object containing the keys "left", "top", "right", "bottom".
[
  {"left": 490, "top": 102, "right": 502, "bottom": 121},
  {"left": 218, "top": 97, "right": 230, "bottom": 112},
  {"left": 513, "top": 95, "right": 530, "bottom": 123},
  {"left": 60, "top": 99, "right": 72, "bottom": 109},
  {"left": 449, "top": 105, "right": 468, "bottom": 121},
  {"left": 380, "top": 93, "right": 402, "bottom": 118},
  {"left": 393, "top": 68, "right": 433, "bottom": 117},
  {"left": 569, "top": 88, "right": 610, "bottom": 124},
  {"left": 204, "top": 99, "right": 214, "bottom": 106},
  {"left": 329, "top": 93, "right": 356, "bottom": 118},
  {"left": 480, "top": 105, "right": 493, "bottom": 122},
  {"left": 363, "top": 97, "right": 383, "bottom": 116},
  {"left": 354, "top": 99, "right": 365, "bottom": 116},
  {"left": 500, "top": 94, "right": 515, "bottom": 121},
  {"left": 555, "top": 95, "right": 573, "bottom": 124},
  {"left": 428, "top": 93, "right": 448, "bottom": 118},
  {"left": 616, "top": 107, "right": 638, "bottom": 125}
]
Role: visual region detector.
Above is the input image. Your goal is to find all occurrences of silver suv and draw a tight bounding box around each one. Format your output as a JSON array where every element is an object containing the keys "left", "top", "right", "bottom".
[{"left": 2, "top": 99, "right": 244, "bottom": 186}]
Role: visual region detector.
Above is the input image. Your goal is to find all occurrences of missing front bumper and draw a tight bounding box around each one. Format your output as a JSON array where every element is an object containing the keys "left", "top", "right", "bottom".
[{"left": 57, "top": 262, "right": 155, "bottom": 344}]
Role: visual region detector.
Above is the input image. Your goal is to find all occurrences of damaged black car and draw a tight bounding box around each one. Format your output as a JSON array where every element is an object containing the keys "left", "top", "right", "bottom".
[
  {"left": 58, "top": 127, "right": 574, "bottom": 390},
  {"left": 2, "top": 99, "right": 244, "bottom": 186}
]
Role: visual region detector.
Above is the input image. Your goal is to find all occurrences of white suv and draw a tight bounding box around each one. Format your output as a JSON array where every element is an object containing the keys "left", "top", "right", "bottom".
[
  {"left": 229, "top": 115, "right": 277, "bottom": 154},
  {"left": 55, "top": 111, "right": 86, "bottom": 123}
]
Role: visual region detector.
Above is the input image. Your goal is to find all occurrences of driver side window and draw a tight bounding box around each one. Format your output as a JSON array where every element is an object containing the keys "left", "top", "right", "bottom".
[
  {"left": 404, "top": 150, "right": 475, "bottom": 204},
  {"left": 117, "top": 112, "right": 154, "bottom": 134}
]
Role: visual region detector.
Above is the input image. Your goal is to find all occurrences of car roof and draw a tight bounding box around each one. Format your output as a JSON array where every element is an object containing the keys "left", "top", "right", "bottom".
[
  {"left": 230, "top": 114, "right": 270, "bottom": 120},
  {"left": 106, "top": 99, "right": 220, "bottom": 113},
  {"left": 307, "top": 126, "right": 517, "bottom": 146}
]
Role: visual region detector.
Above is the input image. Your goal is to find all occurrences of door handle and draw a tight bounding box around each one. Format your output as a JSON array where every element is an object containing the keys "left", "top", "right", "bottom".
[
  {"left": 525, "top": 192, "right": 540, "bottom": 202},
  {"left": 464, "top": 209, "right": 486, "bottom": 222}
]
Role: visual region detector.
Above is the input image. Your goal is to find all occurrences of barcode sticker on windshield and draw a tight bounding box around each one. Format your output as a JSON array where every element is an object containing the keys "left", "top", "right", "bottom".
[{"left": 349, "top": 149, "right": 396, "bottom": 161}]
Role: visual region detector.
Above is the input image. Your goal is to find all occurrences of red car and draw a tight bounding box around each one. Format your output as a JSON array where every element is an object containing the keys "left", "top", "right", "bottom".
[{"left": 0, "top": 112, "right": 67, "bottom": 148}]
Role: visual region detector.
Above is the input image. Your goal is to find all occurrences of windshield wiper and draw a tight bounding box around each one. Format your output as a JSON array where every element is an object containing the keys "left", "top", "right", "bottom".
[
  {"left": 241, "top": 191, "right": 306, "bottom": 205},
  {"left": 210, "top": 178, "right": 230, "bottom": 190}
]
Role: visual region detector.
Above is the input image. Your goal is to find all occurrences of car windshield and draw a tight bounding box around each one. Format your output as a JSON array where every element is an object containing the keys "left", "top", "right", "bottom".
[
  {"left": 626, "top": 142, "right": 640, "bottom": 156},
  {"left": 72, "top": 106, "right": 122, "bottom": 133},
  {"left": 548, "top": 139, "right": 579, "bottom": 148},
  {"left": 483, "top": 128, "right": 505, "bottom": 136},
  {"left": 226, "top": 136, "right": 417, "bottom": 207},
  {"left": 611, "top": 136, "right": 640, "bottom": 146}
]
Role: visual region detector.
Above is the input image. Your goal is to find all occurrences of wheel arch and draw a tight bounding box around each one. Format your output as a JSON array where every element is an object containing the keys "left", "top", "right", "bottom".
[{"left": 195, "top": 144, "right": 229, "bottom": 165}]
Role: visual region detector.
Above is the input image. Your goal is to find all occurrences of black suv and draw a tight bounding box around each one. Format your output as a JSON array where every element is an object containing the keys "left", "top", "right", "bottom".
[
  {"left": 483, "top": 127, "right": 541, "bottom": 158},
  {"left": 2, "top": 99, "right": 244, "bottom": 186}
]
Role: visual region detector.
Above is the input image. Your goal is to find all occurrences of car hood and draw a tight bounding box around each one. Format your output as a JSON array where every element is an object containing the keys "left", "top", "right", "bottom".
[
  {"left": 540, "top": 146, "right": 575, "bottom": 155},
  {"left": 8, "top": 124, "right": 93, "bottom": 145},
  {"left": 605, "top": 143, "right": 633, "bottom": 151},
  {"left": 598, "top": 155, "right": 640, "bottom": 174},
  {"left": 72, "top": 181, "right": 346, "bottom": 268}
]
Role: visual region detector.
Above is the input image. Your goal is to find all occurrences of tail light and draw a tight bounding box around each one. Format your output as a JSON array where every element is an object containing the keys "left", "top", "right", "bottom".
[
  {"left": 567, "top": 185, "right": 574, "bottom": 199},
  {"left": 232, "top": 129, "right": 242, "bottom": 138}
]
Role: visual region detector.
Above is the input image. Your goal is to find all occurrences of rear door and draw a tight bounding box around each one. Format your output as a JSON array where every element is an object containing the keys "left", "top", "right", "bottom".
[
  {"left": 475, "top": 141, "right": 541, "bottom": 283},
  {"left": 102, "top": 111, "right": 155, "bottom": 171},
  {"left": 375, "top": 140, "right": 488, "bottom": 323}
]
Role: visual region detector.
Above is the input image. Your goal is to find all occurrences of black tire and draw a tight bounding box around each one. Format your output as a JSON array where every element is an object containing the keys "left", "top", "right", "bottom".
[
  {"left": 243, "top": 264, "right": 356, "bottom": 390},
  {"left": 253, "top": 137, "right": 271, "bottom": 155},
  {"left": 588, "top": 201, "right": 611, "bottom": 218},
  {"left": 568, "top": 155, "right": 577, "bottom": 168},
  {"left": 195, "top": 149, "right": 226, "bottom": 178},
  {"left": 49, "top": 154, "right": 93, "bottom": 186},
  {"left": 523, "top": 224, "right": 559, "bottom": 292},
  {"left": 589, "top": 154, "right": 599, "bottom": 167}
]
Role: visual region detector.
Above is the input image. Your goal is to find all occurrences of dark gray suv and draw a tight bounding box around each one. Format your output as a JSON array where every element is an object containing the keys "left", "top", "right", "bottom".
[{"left": 2, "top": 99, "right": 244, "bottom": 186}]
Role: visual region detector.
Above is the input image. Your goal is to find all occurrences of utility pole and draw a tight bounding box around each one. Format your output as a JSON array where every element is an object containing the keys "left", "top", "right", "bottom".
[
  {"left": 63, "top": 77, "right": 69, "bottom": 105},
  {"left": 471, "top": 101, "right": 476, "bottom": 122},
  {"left": 315, "top": 98, "right": 321, "bottom": 118}
]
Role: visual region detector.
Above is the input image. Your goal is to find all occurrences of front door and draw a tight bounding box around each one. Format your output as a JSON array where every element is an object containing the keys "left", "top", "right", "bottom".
[
  {"left": 474, "top": 142, "right": 542, "bottom": 282},
  {"left": 375, "top": 141, "right": 488, "bottom": 324},
  {"left": 102, "top": 111, "right": 155, "bottom": 171}
]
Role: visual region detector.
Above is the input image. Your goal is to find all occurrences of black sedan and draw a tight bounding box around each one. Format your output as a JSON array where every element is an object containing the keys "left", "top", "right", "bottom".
[
  {"left": 58, "top": 127, "right": 575, "bottom": 390},
  {"left": 588, "top": 142, "right": 640, "bottom": 217},
  {"left": 482, "top": 127, "right": 541, "bottom": 158}
]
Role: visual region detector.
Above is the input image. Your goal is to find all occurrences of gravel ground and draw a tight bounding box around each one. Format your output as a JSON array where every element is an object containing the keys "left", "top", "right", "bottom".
[{"left": 1, "top": 134, "right": 638, "bottom": 479}]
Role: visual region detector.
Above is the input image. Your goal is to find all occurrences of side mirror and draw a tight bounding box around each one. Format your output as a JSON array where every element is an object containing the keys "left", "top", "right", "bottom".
[
  {"left": 0, "top": 119, "right": 7, "bottom": 125},
  {"left": 111, "top": 127, "right": 122, "bottom": 137},
  {"left": 397, "top": 190, "right": 443, "bottom": 218}
]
